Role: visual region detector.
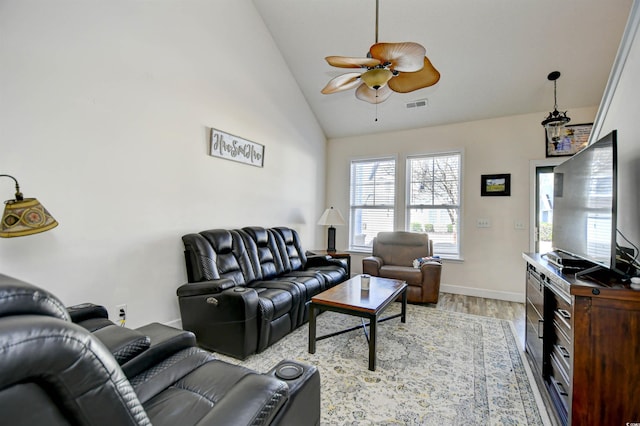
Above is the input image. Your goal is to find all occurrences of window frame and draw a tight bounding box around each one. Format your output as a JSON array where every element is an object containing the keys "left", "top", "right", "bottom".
[
  {"left": 348, "top": 156, "right": 397, "bottom": 253},
  {"left": 405, "top": 151, "right": 463, "bottom": 260}
]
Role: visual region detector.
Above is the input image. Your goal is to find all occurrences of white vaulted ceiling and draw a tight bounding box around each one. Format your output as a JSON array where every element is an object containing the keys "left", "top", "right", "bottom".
[{"left": 252, "top": 0, "right": 633, "bottom": 139}]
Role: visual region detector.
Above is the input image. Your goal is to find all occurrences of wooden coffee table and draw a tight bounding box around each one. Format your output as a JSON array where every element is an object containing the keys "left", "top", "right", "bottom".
[{"left": 308, "top": 275, "right": 407, "bottom": 371}]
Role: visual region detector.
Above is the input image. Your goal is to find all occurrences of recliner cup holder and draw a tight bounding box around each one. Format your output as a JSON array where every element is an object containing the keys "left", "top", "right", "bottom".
[
  {"left": 274, "top": 363, "right": 304, "bottom": 380},
  {"left": 266, "top": 359, "right": 320, "bottom": 424}
]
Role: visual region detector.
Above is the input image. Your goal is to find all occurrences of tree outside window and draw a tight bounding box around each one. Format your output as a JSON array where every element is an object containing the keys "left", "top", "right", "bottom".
[{"left": 407, "top": 153, "right": 461, "bottom": 258}]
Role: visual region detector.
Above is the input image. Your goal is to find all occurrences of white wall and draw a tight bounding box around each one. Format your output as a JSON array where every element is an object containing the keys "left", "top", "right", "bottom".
[
  {"left": 327, "top": 107, "right": 597, "bottom": 302},
  {"left": 0, "top": 0, "right": 327, "bottom": 326}
]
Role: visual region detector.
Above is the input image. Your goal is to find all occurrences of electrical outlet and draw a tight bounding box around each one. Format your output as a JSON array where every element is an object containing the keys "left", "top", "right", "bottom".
[
  {"left": 515, "top": 220, "right": 526, "bottom": 230},
  {"left": 476, "top": 218, "right": 491, "bottom": 228},
  {"left": 116, "top": 304, "right": 127, "bottom": 324}
]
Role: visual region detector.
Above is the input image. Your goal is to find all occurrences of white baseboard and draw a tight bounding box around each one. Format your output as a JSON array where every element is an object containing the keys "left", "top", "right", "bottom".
[
  {"left": 164, "top": 318, "right": 182, "bottom": 328},
  {"left": 440, "top": 283, "right": 525, "bottom": 303}
]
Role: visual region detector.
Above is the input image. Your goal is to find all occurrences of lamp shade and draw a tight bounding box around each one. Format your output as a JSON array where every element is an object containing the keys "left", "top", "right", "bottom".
[
  {"left": 1, "top": 198, "right": 58, "bottom": 238},
  {"left": 1, "top": 174, "right": 58, "bottom": 238},
  {"left": 542, "top": 112, "right": 570, "bottom": 142},
  {"left": 317, "top": 207, "right": 346, "bottom": 226}
]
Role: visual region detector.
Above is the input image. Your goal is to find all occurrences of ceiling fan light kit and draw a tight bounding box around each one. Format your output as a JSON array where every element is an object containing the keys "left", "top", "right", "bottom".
[
  {"left": 359, "top": 68, "right": 393, "bottom": 90},
  {"left": 321, "top": 0, "right": 440, "bottom": 105}
]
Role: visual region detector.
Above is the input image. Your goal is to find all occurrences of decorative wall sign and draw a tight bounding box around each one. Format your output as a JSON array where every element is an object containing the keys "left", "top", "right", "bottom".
[
  {"left": 546, "top": 122, "right": 593, "bottom": 157},
  {"left": 481, "top": 173, "right": 511, "bottom": 196},
  {"left": 209, "top": 128, "right": 264, "bottom": 167}
]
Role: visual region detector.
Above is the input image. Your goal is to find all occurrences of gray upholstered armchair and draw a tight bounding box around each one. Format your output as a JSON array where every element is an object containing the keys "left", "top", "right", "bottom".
[{"left": 362, "top": 231, "right": 441, "bottom": 304}]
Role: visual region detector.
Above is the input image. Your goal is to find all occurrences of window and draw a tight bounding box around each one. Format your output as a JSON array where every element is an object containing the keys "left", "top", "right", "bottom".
[
  {"left": 407, "top": 152, "right": 461, "bottom": 258},
  {"left": 349, "top": 158, "right": 396, "bottom": 251}
]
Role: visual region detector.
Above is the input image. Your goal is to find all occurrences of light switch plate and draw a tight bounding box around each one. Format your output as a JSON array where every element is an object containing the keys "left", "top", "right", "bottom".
[{"left": 476, "top": 218, "right": 491, "bottom": 228}]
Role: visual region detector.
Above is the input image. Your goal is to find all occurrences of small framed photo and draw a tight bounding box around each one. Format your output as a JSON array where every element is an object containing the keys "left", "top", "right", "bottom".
[
  {"left": 481, "top": 174, "right": 511, "bottom": 197},
  {"left": 545, "top": 123, "right": 593, "bottom": 157}
]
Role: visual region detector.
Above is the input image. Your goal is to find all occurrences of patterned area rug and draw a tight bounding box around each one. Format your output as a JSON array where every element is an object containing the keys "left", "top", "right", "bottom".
[{"left": 217, "top": 304, "right": 549, "bottom": 425}]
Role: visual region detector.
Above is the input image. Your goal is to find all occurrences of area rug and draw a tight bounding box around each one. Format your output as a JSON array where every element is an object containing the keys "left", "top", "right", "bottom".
[{"left": 217, "top": 304, "right": 550, "bottom": 425}]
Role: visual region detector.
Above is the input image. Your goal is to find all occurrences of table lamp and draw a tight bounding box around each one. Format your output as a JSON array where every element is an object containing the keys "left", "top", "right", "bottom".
[
  {"left": 1, "top": 174, "right": 58, "bottom": 238},
  {"left": 317, "top": 206, "right": 345, "bottom": 252}
]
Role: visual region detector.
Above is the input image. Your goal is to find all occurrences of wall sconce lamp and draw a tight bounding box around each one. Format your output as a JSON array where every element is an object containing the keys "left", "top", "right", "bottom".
[
  {"left": 317, "top": 206, "right": 345, "bottom": 252},
  {"left": 541, "top": 71, "right": 571, "bottom": 143},
  {"left": 0, "top": 174, "right": 58, "bottom": 238}
]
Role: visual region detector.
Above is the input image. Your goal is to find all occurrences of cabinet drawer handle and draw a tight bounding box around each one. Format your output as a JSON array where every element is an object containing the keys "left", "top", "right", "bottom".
[
  {"left": 537, "top": 319, "right": 544, "bottom": 338},
  {"left": 556, "top": 380, "right": 568, "bottom": 396},
  {"left": 557, "top": 309, "right": 571, "bottom": 320},
  {"left": 557, "top": 345, "right": 570, "bottom": 358}
]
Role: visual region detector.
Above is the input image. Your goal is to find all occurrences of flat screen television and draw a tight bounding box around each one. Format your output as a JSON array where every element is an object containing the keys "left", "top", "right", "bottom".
[{"left": 552, "top": 130, "right": 617, "bottom": 272}]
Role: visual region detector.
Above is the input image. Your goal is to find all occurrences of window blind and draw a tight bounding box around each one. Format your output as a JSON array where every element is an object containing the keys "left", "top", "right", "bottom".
[{"left": 349, "top": 158, "right": 396, "bottom": 250}]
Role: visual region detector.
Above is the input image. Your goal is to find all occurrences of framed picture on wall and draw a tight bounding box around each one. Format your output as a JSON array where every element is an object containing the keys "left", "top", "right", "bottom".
[
  {"left": 481, "top": 173, "right": 511, "bottom": 196},
  {"left": 545, "top": 122, "right": 593, "bottom": 157}
]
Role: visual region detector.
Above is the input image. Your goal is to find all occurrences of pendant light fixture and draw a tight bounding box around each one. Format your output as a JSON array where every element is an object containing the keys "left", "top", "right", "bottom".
[{"left": 541, "top": 71, "right": 571, "bottom": 142}]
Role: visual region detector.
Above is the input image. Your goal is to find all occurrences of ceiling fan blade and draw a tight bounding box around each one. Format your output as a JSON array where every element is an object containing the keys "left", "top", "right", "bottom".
[
  {"left": 369, "top": 42, "right": 426, "bottom": 72},
  {"left": 325, "top": 56, "right": 381, "bottom": 68},
  {"left": 388, "top": 57, "right": 440, "bottom": 93},
  {"left": 321, "top": 72, "right": 362, "bottom": 94},
  {"left": 355, "top": 83, "right": 392, "bottom": 104}
]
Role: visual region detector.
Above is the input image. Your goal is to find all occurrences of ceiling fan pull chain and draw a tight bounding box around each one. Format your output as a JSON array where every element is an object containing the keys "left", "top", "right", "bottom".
[{"left": 375, "top": 94, "right": 378, "bottom": 122}]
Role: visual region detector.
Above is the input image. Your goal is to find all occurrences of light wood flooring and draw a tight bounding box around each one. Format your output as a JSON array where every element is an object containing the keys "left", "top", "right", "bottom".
[{"left": 430, "top": 292, "right": 526, "bottom": 348}]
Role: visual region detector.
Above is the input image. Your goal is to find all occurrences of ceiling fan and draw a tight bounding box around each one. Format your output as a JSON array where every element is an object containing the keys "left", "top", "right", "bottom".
[{"left": 321, "top": 0, "right": 440, "bottom": 104}]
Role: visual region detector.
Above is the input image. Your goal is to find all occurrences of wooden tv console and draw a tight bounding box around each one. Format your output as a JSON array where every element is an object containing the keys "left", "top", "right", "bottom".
[{"left": 523, "top": 253, "right": 640, "bottom": 425}]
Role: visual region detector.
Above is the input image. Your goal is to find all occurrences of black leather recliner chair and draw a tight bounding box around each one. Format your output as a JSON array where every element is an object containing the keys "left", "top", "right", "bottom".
[
  {"left": 0, "top": 274, "right": 321, "bottom": 426},
  {"left": 179, "top": 226, "right": 348, "bottom": 359}
]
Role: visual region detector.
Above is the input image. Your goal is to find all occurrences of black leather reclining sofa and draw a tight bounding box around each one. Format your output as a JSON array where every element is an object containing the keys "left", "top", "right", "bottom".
[
  {"left": 0, "top": 274, "right": 320, "bottom": 426},
  {"left": 178, "top": 226, "right": 348, "bottom": 359}
]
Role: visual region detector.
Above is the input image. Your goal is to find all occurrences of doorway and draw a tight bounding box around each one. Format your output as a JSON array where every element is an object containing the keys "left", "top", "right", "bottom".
[
  {"left": 535, "top": 166, "right": 555, "bottom": 253},
  {"left": 530, "top": 159, "right": 562, "bottom": 253}
]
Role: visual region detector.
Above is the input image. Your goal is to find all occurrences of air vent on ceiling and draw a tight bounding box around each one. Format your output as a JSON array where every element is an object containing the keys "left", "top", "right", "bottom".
[{"left": 406, "top": 98, "right": 429, "bottom": 109}]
